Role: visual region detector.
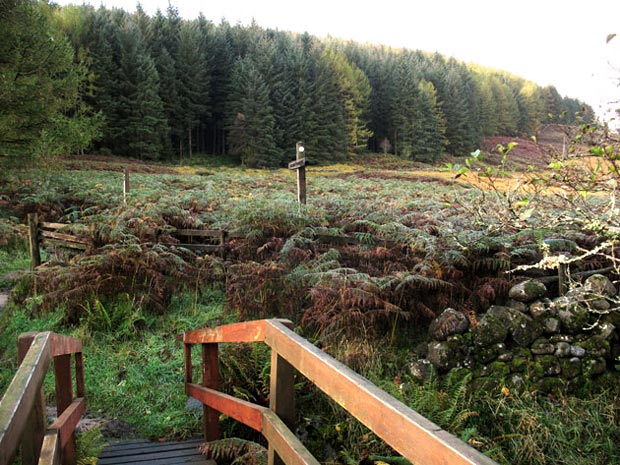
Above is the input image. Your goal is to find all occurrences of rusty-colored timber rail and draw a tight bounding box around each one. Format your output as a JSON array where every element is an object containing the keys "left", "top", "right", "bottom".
[
  {"left": 0, "top": 332, "right": 85, "bottom": 465},
  {"left": 184, "top": 319, "right": 498, "bottom": 465}
]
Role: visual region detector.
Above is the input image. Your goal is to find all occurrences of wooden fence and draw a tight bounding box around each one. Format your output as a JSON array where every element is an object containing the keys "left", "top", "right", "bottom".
[
  {"left": 27, "top": 214, "right": 90, "bottom": 268},
  {"left": 184, "top": 319, "right": 498, "bottom": 465},
  {"left": 161, "top": 228, "right": 229, "bottom": 259},
  {"left": 27, "top": 213, "right": 230, "bottom": 268},
  {"left": 0, "top": 332, "right": 85, "bottom": 465}
]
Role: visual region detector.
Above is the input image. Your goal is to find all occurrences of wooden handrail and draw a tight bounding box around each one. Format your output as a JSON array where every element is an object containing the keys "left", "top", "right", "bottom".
[
  {"left": 184, "top": 319, "right": 497, "bottom": 465},
  {"left": 0, "top": 332, "right": 84, "bottom": 465}
]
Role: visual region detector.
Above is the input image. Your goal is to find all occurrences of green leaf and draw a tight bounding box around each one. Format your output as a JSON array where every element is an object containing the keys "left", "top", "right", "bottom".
[
  {"left": 515, "top": 198, "right": 530, "bottom": 208},
  {"left": 519, "top": 208, "right": 535, "bottom": 220},
  {"left": 589, "top": 147, "right": 604, "bottom": 156},
  {"left": 548, "top": 161, "right": 564, "bottom": 170},
  {"left": 607, "top": 33, "right": 617, "bottom": 43}
]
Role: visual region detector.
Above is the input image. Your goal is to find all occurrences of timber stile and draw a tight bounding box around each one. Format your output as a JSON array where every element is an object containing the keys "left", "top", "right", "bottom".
[{"left": 0, "top": 319, "right": 498, "bottom": 465}]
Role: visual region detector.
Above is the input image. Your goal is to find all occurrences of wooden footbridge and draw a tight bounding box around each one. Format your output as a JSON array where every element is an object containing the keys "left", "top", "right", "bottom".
[{"left": 0, "top": 319, "right": 498, "bottom": 465}]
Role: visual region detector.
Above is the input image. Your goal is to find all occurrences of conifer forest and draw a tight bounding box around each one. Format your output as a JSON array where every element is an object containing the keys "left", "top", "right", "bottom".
[{"left": 1, "top": 1, "right": 594, "bottom": 164}]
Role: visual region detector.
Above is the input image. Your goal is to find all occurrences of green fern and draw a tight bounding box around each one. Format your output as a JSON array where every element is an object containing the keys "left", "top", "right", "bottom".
[
  {"left": 199, "top": 438, "right": 267, "bottom": 465},
  {"left": 393, "top": 272, "right": 452, "bottom": 293}
]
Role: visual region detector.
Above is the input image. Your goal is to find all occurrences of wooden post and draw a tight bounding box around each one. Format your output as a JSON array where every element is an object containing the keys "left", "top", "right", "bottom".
[
  {"left": 268, "top": 350, "right": 296, "bottom": 465},
  {"left": 288, "top": 142, "right": 306, "bottom": 206},
  {"left": 219, "top": 230, "right": 228, "bottom": 260},
  {"left": 202, "top": 343, "right": 220, "bottom": 441},
  {"left": 123, "top": 167, "right": 130, "bottom": 207},
  {"left": 28, "top": 213, "right": 41, "bottom": 269},
  {"left": 123, "top": 167, "right": 130, "bottom": 206},
  {"left": 296, "top": 142, "right": 306, "bottom": 205},
  {"left": 184, "top": 343, "right": 193, "bottom": 385},
  {"left": 558, "top": 260, "right": 569, "bottom": 296},
  {"left": 54, "top": 354, "right": 76, "bottom": 465},
  {"left": 75, "top": 352, "right": 85, "bottom": 399},
  {"left": 18, "top": 334, "right": 46, "bottom": 465}
]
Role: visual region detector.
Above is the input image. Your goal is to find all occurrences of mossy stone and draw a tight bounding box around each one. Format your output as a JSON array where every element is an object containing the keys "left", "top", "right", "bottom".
[
  {"left": 475, "top": 343, "right": 505, "bottom": 364},
  {"left": 582, "top": 357, "right": 606, "bottom": 378},
  {"left": 509, "top": 280, "right": 547, "bottom": 302},
  {"left": 554, "top": 296, "right": 589, "bottom": 333},
  {"left": 584, "top": 274, "right": 617, "bottom": 296},
  {"left": 576, "top": 336, "right": 610, "bottom": 358},
  {"left": 480, "top": 361, "right": 510, "bottom": 379},
  {"left": 535, "top": 355, "right": 561, "bottom": 376},
  {"left": 535, "top": 376, "right": 565, "bottom": 395},
  {"left": 560, "top": 357, "right": 581, "bottom": 379},
  {"left": 471, "top": 313, "right": 508, "bottom": 347},
  {"left": 527, "top": 360, "right": 545, "bottom": 381},
  {"left": 486, "top": 305, "right": 542, "bottom": 347},
  {"left": 427, "top": 339, "right": 464, "bottom": 371},
  {"left": 531, "top": 338, "right": 554, "bottom": 355},
  {"left": 554, "top": 342, "right": 571, "bottom": 358}
]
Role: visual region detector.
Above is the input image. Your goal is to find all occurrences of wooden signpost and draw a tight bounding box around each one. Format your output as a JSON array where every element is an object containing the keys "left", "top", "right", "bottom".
[
  {"left": 123, "top": 167, "right": 130, "bottom": 206},
  {"left": 288, "top": 142, "right": 306, "bottom": 205}
]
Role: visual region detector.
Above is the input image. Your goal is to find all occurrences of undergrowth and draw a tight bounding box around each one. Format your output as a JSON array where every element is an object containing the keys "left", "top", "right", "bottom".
[{"left": 2, "top": 151, "right": 620, "bottom": 464}]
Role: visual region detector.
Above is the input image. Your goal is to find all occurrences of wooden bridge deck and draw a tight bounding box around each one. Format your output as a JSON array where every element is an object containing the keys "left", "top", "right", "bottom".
[{"left": 98, "top": 438, "right": 215, "bottom": 465}]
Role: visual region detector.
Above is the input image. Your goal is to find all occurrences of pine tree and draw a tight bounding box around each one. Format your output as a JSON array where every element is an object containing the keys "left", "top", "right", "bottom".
[
  {"left": 322, "top": 47, "right": 373, "bottom": 153},
  {"left": 414, "top": 80, "right": 447, "bottom": 162},
  {"left": 390, "top": 56, "right": 419, "bottom": 159},
  {"left": 147, "top": 8, "right": 182, "bottom": 156},
  {"left": 178, "top": 21, "right": 211, "bottom": 158},
  {"left": 117, "top": 20, "right": 167, "bottom": 159},
  {"left": 0, "top": 0, "right": 99, "bottom": 159},
  {"left": 312, "top": 48, "right": 347, "bottom": 162},
  {"left": 542, "top": 85, "right": 563, "bottom": 123},
  {"left": 206, "top": 19, "right": 234, "bottom": 155},
  {"left": 226, "top": 57, "right": 279, "bottom": 167}
]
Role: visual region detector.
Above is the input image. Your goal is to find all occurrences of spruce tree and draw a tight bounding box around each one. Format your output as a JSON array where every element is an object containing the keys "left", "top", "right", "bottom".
[
  {"left": 226, "top": 57, "right": 279, "bottom": 167},
  {"left": 0, "top": 0, "right": 99, "bottom": 159},
  {"left": 117, "top": 20, "right": 167, "bottom": 159},
  {"left": 414, "top": 80, "right": 447, "bottom": 162}
]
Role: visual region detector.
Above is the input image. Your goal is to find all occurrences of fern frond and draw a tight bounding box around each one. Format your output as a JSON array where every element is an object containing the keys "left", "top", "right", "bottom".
[
  {"left": 442, "top": 250, "right": 470, "bottom": 269},
  {"left": 394, "top": 273, "right": 452, "bottom": 293},
  {"left": 199, "top": 438, "right": 267, "bottom": 465},
  {"left": 471, "top": 257, "right": 511, "bottom": 273},
  {"left": 542, "top": 238, "right": 578, "bottom": 252}
]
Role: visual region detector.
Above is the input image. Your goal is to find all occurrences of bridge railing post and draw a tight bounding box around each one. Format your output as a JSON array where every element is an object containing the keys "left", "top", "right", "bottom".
[
  {"left": 54, "top": 353, "right": 76, "bottom": 465},
  {"left": 18, "top": 334, "right": 46, "bottom": 465},
  {"left": 267, "top": 330, "right": 296, "bottom": 465},
  {"left": 202, "top": 343, "right": 220, "bottom": 441}
]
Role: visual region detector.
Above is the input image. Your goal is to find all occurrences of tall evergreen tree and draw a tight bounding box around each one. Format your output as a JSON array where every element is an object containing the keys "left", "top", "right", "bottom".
[
  {"left": 390, "top": 56, "right": 420, "bottom": 158},
  {"left": 322, "top": 47, "right": 373, "bottom": 153},
  {"left": 117, "top": 19, "right": 167, "bottom": 159},
  {"left": 0, "top": 0, "right": 99, "bottom": 159},
  {"left": 226, "top": 57, "right": 279, "bottom": 167},
  {"left": 414, "top": 80, "right": 447, "bottom": 161},
  {"left": 178, "top": 21, "right": 211, "bottom": 158}
]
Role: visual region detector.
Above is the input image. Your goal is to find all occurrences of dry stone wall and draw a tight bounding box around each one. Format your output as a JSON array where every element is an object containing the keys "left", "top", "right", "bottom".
[{"left": 415, "top": 274, "right": 620, "bottom": 394}]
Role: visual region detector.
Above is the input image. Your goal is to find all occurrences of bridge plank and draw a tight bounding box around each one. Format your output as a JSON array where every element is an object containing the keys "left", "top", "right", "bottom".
[
  {"left": 100, "top": 439, "right": 201, "bottom": 457},
  {"left": 98, "top": 439, "right": 213, "bottom": 465}
]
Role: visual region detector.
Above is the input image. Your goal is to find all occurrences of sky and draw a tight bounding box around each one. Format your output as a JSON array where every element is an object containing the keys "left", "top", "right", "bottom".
[{"left": 54, "top": 0, "right": 620, "bottom": 125}]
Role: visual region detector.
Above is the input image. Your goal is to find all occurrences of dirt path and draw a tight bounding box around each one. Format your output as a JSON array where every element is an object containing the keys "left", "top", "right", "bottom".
[{"left": 0, "top": 292, "right": 7, "bottom": 312}]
